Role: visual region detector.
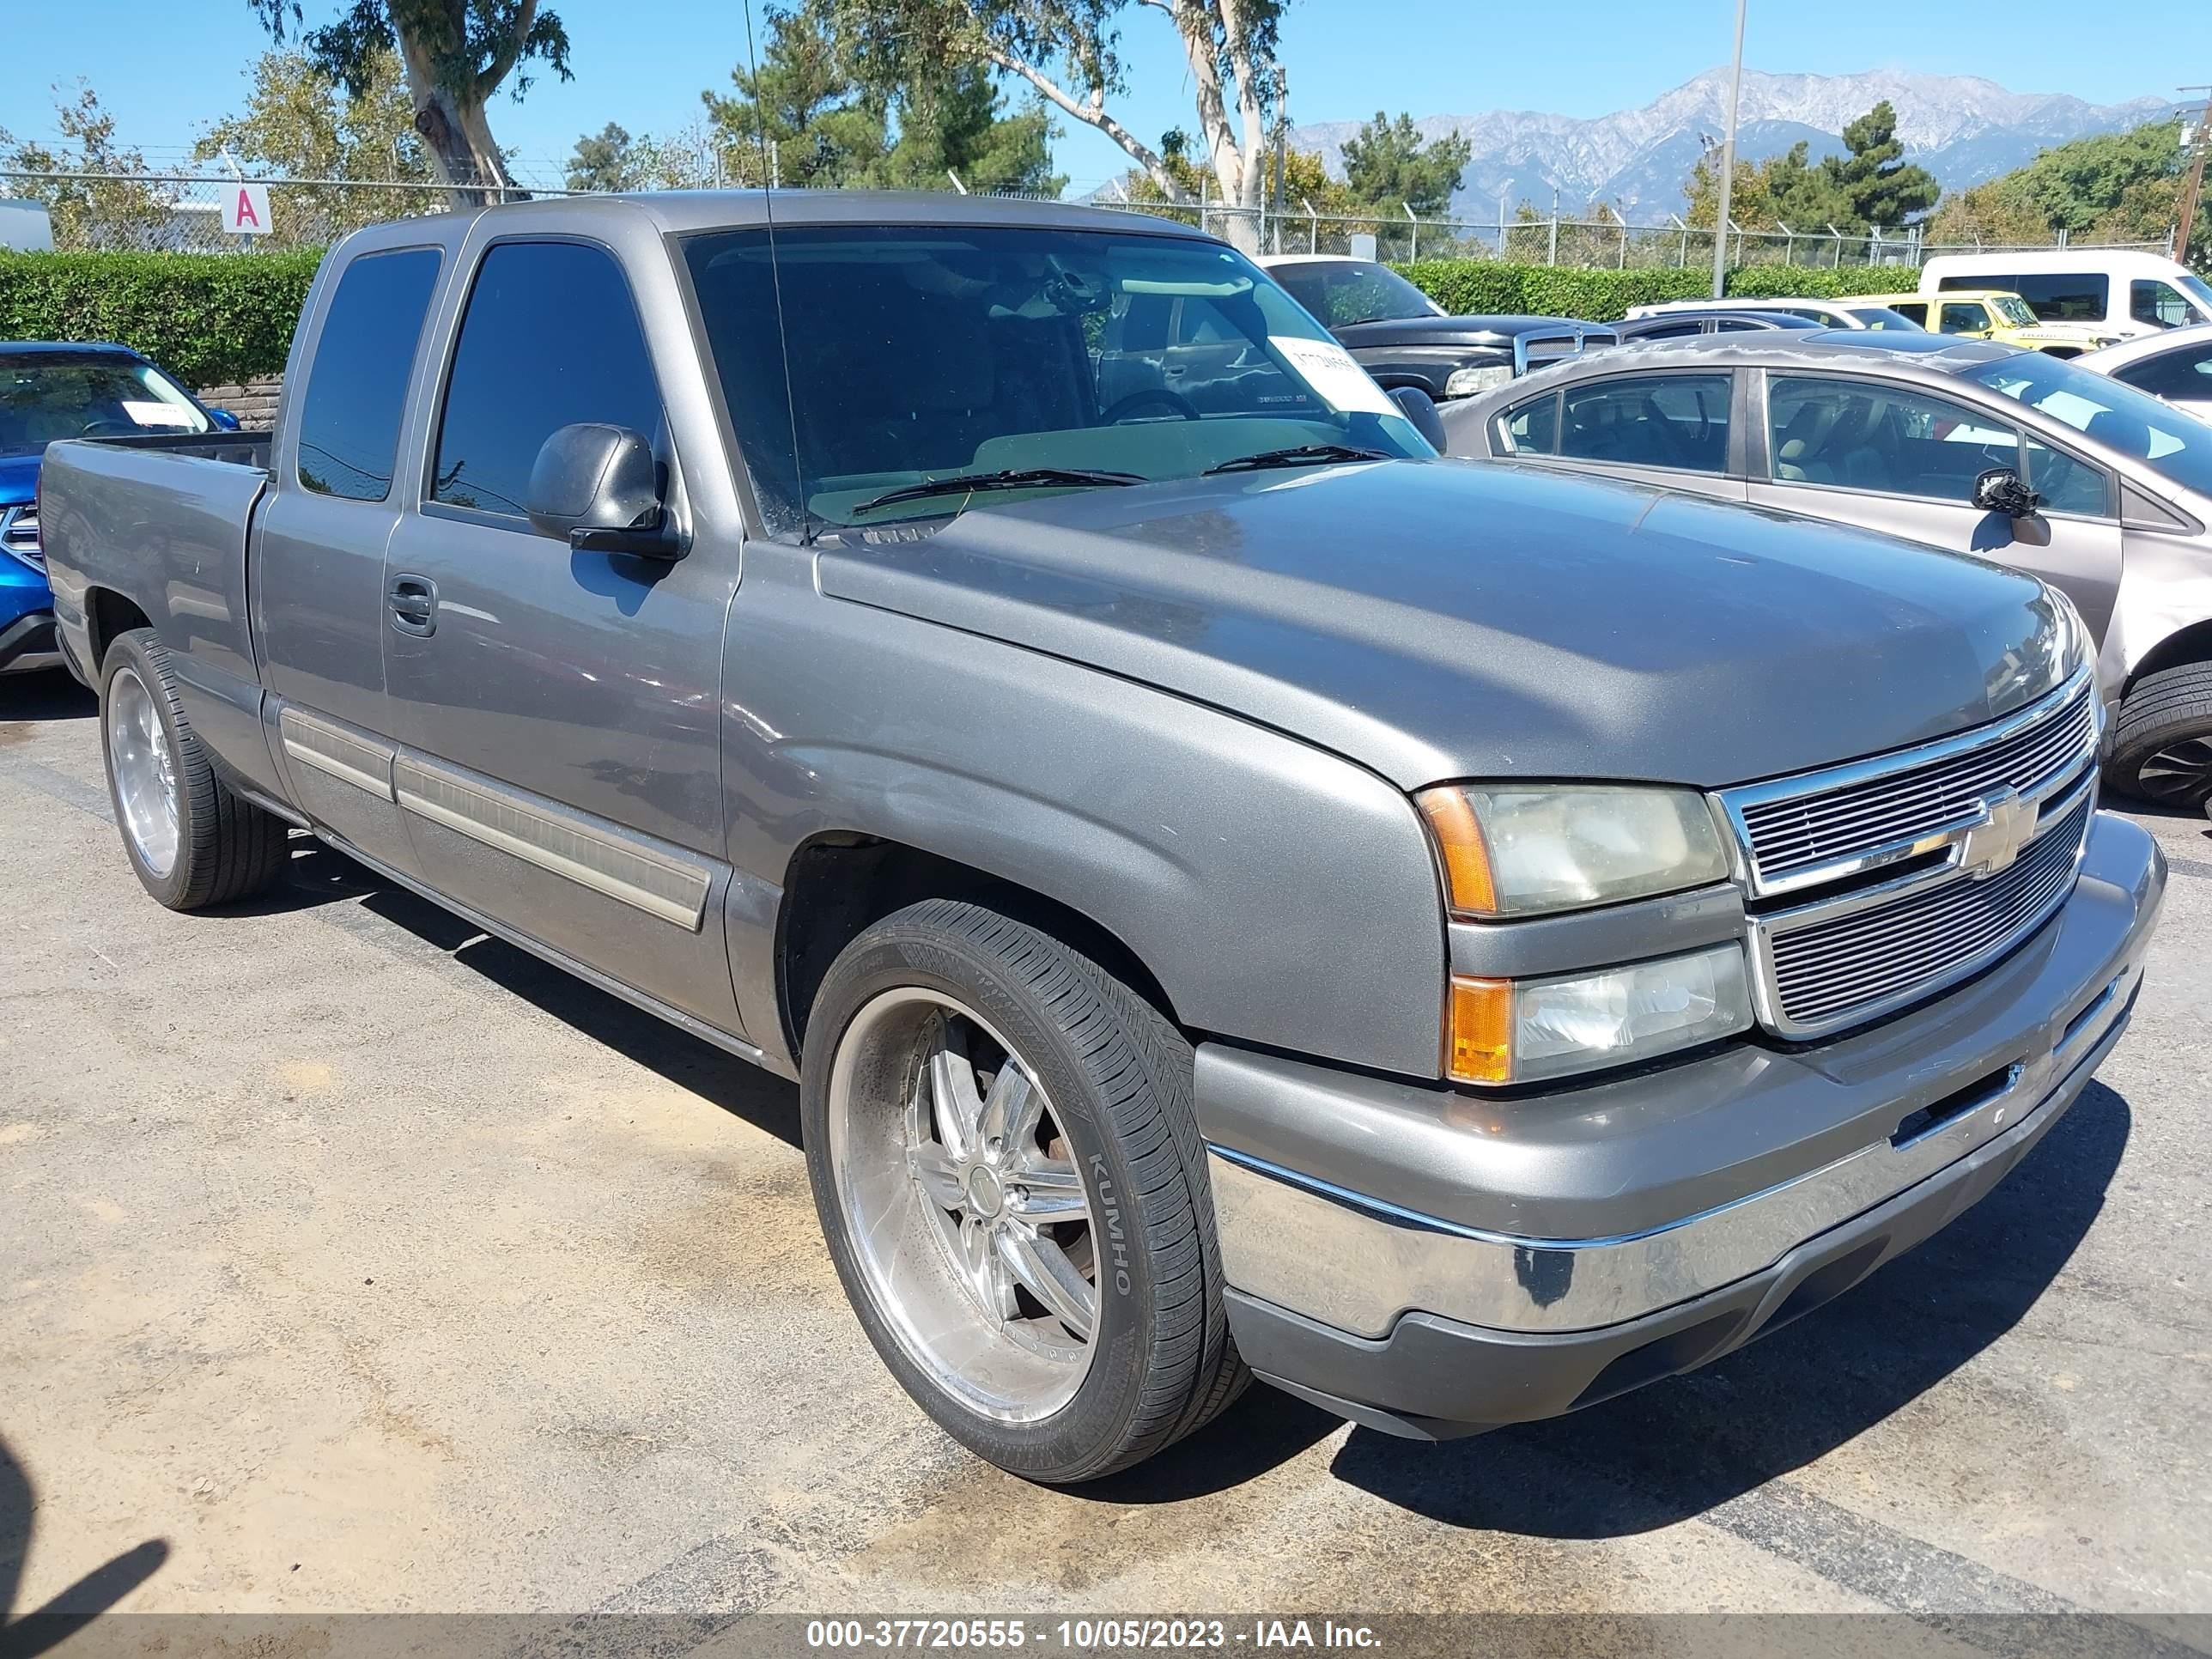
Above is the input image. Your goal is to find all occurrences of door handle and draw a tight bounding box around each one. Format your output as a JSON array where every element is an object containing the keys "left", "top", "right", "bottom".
[{"left": 388, "top": 573, "right": 437, "bottom": 637}]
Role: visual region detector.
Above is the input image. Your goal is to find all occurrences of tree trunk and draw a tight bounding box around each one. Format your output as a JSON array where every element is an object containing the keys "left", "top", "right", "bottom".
[{"left": 395, "top": 31, "right": 514, "bottom": 209}]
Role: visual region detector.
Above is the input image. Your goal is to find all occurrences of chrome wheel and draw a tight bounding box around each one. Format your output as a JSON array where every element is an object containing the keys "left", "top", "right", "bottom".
[
  {"left": 106, "top": 665, "right": 179, "bottom": 878},
  {"left": 826, "top": 988, "right": 1098, "bottom": 1423},
  {"left": 2136, "top": 736, "right": 2212, "bottom": 806}
]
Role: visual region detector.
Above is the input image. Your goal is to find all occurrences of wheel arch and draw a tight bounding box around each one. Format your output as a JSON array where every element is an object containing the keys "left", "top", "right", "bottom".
[
  {"left": 85, "top": 587, "right": 153, "bottom": 675},
  {"left": 2124, "top": 617, "right": 2212, "bottom": 696},
  {"left": 775, "top": 831, "right": 1181, "bottom": 1070}
]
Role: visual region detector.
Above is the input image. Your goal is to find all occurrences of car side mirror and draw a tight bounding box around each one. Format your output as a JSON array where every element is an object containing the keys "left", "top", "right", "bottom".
[
  {"left": 1972, "top": 466, "right": 2042, "bottom": 520},
  {"left": 208, "top": 408, "right": 241, "bottom": 432},
  {"left": 1389, "top": 385, "right": 1448, "bottom": 452},
  {"left": 526, "top": 422, "right": 683, "bottom": 557}
]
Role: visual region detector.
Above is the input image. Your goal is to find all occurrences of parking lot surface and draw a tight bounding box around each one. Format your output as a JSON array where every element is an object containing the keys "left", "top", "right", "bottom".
[{"left": 3, "top": 671, "right": 2209, "bottom": 1630}]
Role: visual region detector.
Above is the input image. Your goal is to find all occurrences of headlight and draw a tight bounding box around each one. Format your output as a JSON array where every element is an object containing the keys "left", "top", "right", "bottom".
[
  {"left": 1444, "top": 363, "right": 1515, "bottom": 398},
  {"left": 1416, "top": 784, "right": 1732, "bottom": 918},
  {"left": 1448, "top": 945, "right": 1753, "bottom": 1085}
]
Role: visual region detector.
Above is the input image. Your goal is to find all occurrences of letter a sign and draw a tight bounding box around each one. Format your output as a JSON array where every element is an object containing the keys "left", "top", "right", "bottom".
[{"left": 222, "top": 183, "right": 273, "bottom": 237}]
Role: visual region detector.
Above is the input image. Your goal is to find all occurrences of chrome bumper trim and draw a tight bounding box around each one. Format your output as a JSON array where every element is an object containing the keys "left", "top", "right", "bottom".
[{"left": 1209, "top": 962, "right": 2140, "bottom": 1340}]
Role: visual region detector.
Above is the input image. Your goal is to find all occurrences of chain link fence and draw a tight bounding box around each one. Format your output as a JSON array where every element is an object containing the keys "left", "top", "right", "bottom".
[{"left": 0, "top": 167, "right": 2180, "bottom": 269}]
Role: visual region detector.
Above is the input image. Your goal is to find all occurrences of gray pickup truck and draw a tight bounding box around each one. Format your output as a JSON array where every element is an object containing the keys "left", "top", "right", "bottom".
[{"left": 40, "top": 192, "right": 2166, "bottom": 1484}]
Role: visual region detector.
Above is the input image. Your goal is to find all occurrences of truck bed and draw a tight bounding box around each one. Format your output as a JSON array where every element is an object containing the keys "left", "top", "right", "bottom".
[{"left": 39, "top": 429, "right": 274, "bottom": 724}]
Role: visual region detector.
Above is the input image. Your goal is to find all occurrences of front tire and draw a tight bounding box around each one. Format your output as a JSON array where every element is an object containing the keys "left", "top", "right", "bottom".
[
  {"left": 100, "top": 627, "right": 289, "bottom": 909},
  {"left": 800, "top": 899, "right": 1246, "bottom": 1483},
  {"left": 2106, "top": 662, "right": 2212, "bottom": 810}
]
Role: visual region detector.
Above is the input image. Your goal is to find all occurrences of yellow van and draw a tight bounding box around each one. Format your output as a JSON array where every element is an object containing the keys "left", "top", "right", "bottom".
[{"left": 1857, "top": 290, "right": 2118, "bottom": 357}]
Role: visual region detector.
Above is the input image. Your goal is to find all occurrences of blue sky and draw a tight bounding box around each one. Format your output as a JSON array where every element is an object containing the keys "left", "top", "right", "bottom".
[{"left": 2, "top": 1, "right": 2197, "bottom": 194}]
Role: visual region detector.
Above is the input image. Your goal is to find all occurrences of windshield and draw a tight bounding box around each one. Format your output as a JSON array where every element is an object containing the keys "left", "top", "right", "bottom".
[
  {"left": 2179, "top": 272, "right": 2212, "bottom": 316},
  {"left": 1965, "top": 352, "right": 2212, "bottom": 497},
  {"left": 1990, "top": 294, "right": 2039, "bottom": 327},
  {"left": 0, "top": 356, "right": 209, "bottom": 457},
  {"left": 1267, "top": 259, "right": 1442, "bottom": 328},
  {"left": 1845, "top": 307, "right": 1925, "bottom": 331},
  {"left": 681, "top": 225, "right": 1429, "bottom": 532}
]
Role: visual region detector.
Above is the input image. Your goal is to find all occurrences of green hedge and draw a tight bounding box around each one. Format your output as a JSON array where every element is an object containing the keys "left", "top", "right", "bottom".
[
  {"left": 0, "top": 246, "right": 1921, "bottom": 389},
  {"left": 1398, "top": 259, "right": 1915, "bottom": 321},
  {"left": 0, "top": 250, "right": 324, "bottom": 386}
]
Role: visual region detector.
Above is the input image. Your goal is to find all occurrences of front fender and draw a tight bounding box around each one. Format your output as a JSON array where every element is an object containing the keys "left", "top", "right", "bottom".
[{"left": 720, "top": 562, "right": 1449, "bottom": 1081}]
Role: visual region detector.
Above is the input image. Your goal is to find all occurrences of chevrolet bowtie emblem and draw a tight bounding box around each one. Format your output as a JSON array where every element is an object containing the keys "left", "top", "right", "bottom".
[{"left": 1957, "top": 789, "right": 2038, "bottom": 878}]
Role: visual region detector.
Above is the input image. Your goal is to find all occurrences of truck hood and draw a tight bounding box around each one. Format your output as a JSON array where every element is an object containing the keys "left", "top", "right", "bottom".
[
  {"left": 816, "top": 459, "right": 2071, "bottom": 791},
  {"left": 0, "top": 453, "right": 39, "bottom": 507},
  {"left": 1334, "top": 314, "right": 1604, "bottom": 354}
]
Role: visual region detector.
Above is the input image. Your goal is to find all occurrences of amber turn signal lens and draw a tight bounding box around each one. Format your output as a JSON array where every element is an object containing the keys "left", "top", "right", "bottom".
[
  {"left": 1447, "top": 976, "right": 1512, "bottom": 1085},
  {"left": 1416, "top": 787, "right": 1498, "bottom": 915}
]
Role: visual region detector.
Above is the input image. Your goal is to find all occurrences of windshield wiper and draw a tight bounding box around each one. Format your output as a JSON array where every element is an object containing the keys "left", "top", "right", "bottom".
[
  {"left": 852, "top": 467, "right": 1146, "bottom": 516},
  {"left": 1203, "top": 443, "right": 1391, "bottom": 476}
]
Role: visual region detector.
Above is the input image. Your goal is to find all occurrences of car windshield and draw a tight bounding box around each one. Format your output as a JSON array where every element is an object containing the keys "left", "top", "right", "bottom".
[
  {"left": 680, "top": 225, "right": 1429, "bottom": 532},
  {"left": 2179, "top": 272, "right": 2212, "bottom": 315},
  {"left": 1267, "top": 259, "right": 1442, "bottom": 328},
  {"left": 1990, "top": 294, "right": 2039, "bottom": 327},
  {"left": 0, "top": 356, "right": 209, "bottom": 457},
  {"left": 1844, "top": 307, "right": 1924, "bottom": 331},
  {"left": 1965, "top": 352, "right": 2212, "bottom": 497}
]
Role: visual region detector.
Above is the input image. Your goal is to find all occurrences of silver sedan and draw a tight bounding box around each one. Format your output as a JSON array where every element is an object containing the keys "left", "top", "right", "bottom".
[{"left": 1442, "top": 331, "right": 2212, "bottom": 808}]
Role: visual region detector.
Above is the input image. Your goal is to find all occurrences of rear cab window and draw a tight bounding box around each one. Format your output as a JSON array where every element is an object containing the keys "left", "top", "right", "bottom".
[{"left": 295, "top": 247, "right": 443, "bottom": 501}]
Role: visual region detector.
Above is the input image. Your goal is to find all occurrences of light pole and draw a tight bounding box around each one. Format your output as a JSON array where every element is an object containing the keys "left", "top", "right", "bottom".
[{"left": 1711, "top": 0, "right": 1748, "bottom": 299}]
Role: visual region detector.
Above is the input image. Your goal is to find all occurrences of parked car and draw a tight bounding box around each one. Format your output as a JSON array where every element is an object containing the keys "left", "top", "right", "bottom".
[
  {"left": 1856, "top": 290, "right": 2118, "bottom": 357},
  {"left": 1612, "top": 308, "right": 1826, "bottom": 341},
  {"left": 1625, "top": 295, "right": 1925, "bottom": 331},
  {"left": 2078, "top": 322, "right": 2212, "bottom": 422},
  {"left": 1443, "top": 331, "right": 2212, "bottom": 805},
  {"left": 1, "top": 341, "right": 238, "bottom": 678},
  {"left": 41, "top": 195, "right": 2163, "bottom": 1484},
  {"left": 1260, "top": 253, "right": 1614, "bottom": 400},
  {"left": 1920, "top": 249, "right": 2212, "bottom": 341}
]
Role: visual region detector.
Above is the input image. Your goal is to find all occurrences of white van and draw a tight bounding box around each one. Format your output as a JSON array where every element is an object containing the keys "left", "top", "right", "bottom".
[{"left": 1918, "top": 250, "right": 2212, "bottom": 342}]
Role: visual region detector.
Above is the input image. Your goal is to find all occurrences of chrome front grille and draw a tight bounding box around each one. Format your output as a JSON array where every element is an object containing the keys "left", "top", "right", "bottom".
[
  {"left": 0, "top": 506, "right": 39, "bottom": 570},
  {"left": 1727, "top": 675, "right": 2096, "bottom": 896},
  {"left": 1719, "top": 669, "right": 2101, "bottom": 1040},
  {"left": 1761, "top": 791, "right": 2094, "bottom": 1032}
]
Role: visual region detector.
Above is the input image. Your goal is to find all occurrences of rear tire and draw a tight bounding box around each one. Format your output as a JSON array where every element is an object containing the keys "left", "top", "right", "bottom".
[
  {"left": 800, "top": 899, "right": 1246, "bottom": 1483},
  {"left": 100, "top": 627, "right": 289, "bottom": 909},
  {"left": 2105, "top": 662, "right": 2212, "bottom": 809}
]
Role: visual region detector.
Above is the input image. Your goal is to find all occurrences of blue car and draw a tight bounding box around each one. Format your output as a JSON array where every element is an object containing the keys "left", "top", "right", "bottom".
[{"left": 2, "top": 342, "right": 238, "bottom": 678}]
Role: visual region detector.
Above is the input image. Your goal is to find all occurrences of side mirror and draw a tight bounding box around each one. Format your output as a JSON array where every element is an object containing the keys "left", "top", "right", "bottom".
[
  {"left": 208, "top": 408, "right": 241, "bottom": 432},
  {"left": 526, "top": 422, "right": 682, "bottom": 557},
  {"left": 1972, "top": 466, "right": 2042, "bottom": 520},
  {"left": 1389, "top": 385, "right": 1448, "bottom": 453}
]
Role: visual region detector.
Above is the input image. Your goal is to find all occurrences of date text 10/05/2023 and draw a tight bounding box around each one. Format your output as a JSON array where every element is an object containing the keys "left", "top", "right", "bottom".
[{"left": 804, "top": 1620, "right": 1384, "bottom": 1650}]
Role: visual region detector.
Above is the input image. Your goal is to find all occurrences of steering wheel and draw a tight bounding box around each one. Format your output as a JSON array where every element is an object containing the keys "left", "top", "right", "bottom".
[
  {"left": 1099, "top": 388, "right": 1201, "bottom": 424},
  {"left": 79, "top": 418, "right": 140, "bottom": 439}
]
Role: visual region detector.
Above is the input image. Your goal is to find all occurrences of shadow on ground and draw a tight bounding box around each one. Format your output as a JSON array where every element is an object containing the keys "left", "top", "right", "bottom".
[
  {"left": 240, "top": 842, "right": 802, "bottom": 1148},
  {"left": 0, "top": 1431, "right": 168, "bottom": 1656},
  {"left": 0, "top": 672, "right": 94, "bottom": 727},
  {"left": 1083, "top": 1080, "right": 2130, "bottom": 1533}
]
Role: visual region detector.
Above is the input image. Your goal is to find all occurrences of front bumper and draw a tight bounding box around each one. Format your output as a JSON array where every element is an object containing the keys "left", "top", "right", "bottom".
[
  {"left": 1202, "top": 810, "right": 2165, "bottom": 1437},
  {"left": 0, "top": 610, "right": 61, "bottom": 676}
]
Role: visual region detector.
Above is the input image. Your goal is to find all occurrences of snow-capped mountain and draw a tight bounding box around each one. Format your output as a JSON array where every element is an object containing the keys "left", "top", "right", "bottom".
[{"left": 1288, "top": 69, "right": 2171, "bottom": 220}]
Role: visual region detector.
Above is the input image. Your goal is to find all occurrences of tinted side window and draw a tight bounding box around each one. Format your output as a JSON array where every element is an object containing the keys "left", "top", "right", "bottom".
[
  {"left": 2011, "top": 272, "right": 2106, "bottom": 322},
  {"left": 431, "top": 241, "right": 662, "bottom": 519},
  {"left": 1892, "top": 301, "right": 1929, "bottom": 325},
  {"left": 2130, "top": 280, "right": 2192, "bottom": 329},
  {"left": 1768, "top": 374, "right": 2020, "bottom": 501},
  {"left": 2113, "top": 343, "right": 2212, "bottom": 400},
  {"left": 1500, "top": 392, "right": 1558, "bottom": 454},
  {"left": 295, "top": 247, "right": 441, "bottom": 501},
  {"left": 1938, "top": 302, "right": 1989, "bottom": 335},
  {"left": 1558, "top": 374, "right": 1730, "bottom": 473}
]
